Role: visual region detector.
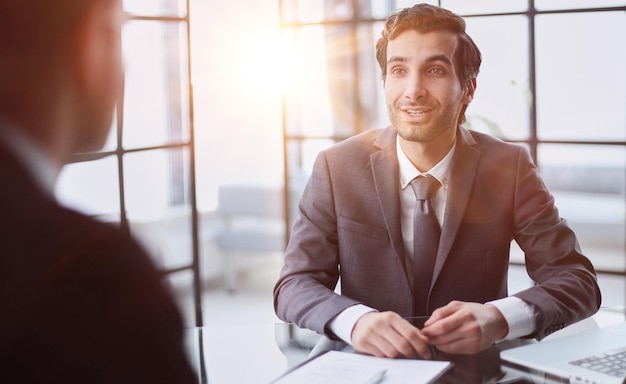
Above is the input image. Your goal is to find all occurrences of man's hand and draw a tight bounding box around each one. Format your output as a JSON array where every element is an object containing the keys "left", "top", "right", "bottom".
[
  {"left": 351, "top": 311, "right": 433, "bottom": 359},
  {"left": 421, "top": 301, "right": 509, "bottom": 354}
]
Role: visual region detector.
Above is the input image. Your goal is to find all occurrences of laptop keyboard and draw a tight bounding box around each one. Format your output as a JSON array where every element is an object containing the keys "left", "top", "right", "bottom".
[{"left": 569, "top": 347, "right": 626, "bottom": 378}]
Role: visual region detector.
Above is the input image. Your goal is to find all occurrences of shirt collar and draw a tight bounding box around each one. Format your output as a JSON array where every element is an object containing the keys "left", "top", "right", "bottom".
[
  {"left": 396, "top": 134, "right": 455, "bottom": 190},
  {"left": 0, "top": 119, "right": 60, "bottom": 196}
]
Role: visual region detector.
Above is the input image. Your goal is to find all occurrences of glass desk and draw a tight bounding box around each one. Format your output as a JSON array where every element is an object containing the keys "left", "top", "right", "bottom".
[{"left": 185, "top": 310, "right": 625, "bottom": 384}]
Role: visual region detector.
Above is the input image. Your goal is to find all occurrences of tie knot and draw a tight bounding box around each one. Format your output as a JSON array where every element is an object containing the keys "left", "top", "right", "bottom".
[{"left": 410, "top": 175, "right": 440, "bottom": 200}]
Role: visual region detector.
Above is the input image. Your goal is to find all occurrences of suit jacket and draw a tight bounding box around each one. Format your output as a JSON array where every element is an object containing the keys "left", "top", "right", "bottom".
[
  {"left": 274, "top": 126, "right": 601, "bottom": 341},
  {"left": 0, "top": 143, "right": 197, "bottom": 383}
]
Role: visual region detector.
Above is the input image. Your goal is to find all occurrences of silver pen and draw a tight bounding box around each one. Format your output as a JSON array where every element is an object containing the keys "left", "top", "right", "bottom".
[{"left": 364, "top": 369, "right": 387, "bottom": 384}]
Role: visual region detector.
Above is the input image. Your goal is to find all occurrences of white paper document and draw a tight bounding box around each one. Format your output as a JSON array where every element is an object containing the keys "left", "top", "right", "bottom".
[{"left": 270, "top": 350, "right": 451, "bottom": 384}]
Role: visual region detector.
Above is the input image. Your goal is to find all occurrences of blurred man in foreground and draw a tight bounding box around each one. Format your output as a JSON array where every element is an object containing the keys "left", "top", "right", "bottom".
[{"left": 0, "top": 0, "right": 197, "bottom": 382}]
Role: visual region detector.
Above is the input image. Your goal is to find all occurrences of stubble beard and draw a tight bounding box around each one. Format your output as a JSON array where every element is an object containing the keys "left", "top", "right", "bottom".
[
  {"left": 389, "top": 105, "right": 441, "bottom": 144},
  {"left": 388, "top": 101, "right": 461, "bottom": 144}
]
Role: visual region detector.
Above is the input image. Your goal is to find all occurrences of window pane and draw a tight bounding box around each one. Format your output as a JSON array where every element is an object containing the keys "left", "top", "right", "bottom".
[
  {"left": 362, "top": 0, "right": 395, "bottom": 19},
  {"left": 393, "top": 0, "right": 439, "bottom": 11},
  {"left": 286, "top": 139, "right": 335, "bottom": 178},
  {"left": 165, "top": 269, "right": 195, "bottom": 327},
  {"left": 281, "top": 0, "right": 449, "bottom": 21},
  {"left": 122, "top": 21, "right": 191, "bottom": 149},
  {"left": 464, "top": 16, "right": 530, "bottom": 140},
  {"left": 283, "top": 0, "right": 323, "bottom": 23},
  {"left": 536, "top": 12, "right": 626, "bottom": 141},
  {"left": 124, "top": 147, "right": 192, "bottom": 273},
  {"left": 55, "top": 156, "right": 121, "bottom": 218},
  {"left": 280, "top": 0, "right": 298, "bottom": 23},
  {"left": 323, "top": 0, "right": 355, "bottom": 21},
  {"left": 124, "top": 148, "right": 189, "bottom": 221},
  {"left": 130, "top": 205, "right": 194, "bottom": 272},
  {"left": 535, "top": 0, "right": 625, "bottom": 11},
  {"left": 369, "top": 22, "right": 391, "bottom": 130},
  {"left": 538, "top": 144, "right": 626, "bottom": 273},
  {"left": 101, "top": 112, "right": 118, "bottom": 152},
  {"left": 283, "top": 26, "right": 352, "bottom": 137},
  {"left": 358, "top": 23, "right": 386, "bottom": 131},
  {"left": 124, "top": 0, "right": 186, "bottom": 18},
  {"left": 324, "top": 24, "right": 357, "bottom": 136},
  {"left": 192, "top": 0, "right": 284, "bottom": 212},
  {"left": 280, "top": 0, "right": 355, "bottom": 24},
  {"left": 441, "top": 0, "right": 528, "bottom": 14}
]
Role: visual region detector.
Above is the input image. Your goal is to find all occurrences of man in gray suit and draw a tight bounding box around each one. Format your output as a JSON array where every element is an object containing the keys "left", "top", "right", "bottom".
[{"left": 274, "top": 3, "right": 600, "bottom": 360}]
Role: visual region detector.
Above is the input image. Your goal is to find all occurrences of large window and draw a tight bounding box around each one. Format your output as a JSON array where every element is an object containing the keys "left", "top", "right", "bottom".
[
  {"left": 51, "top": 0, "right": 626, "bottom": 330},
  {"left": 55, "top": 0, "right": 203, "bottom": 327},
  {"left": 54, "top": 0, "right": 288, "bottom": 333},
  {"left": 280, "top": 1, "right": 626, "bottom": 308}
]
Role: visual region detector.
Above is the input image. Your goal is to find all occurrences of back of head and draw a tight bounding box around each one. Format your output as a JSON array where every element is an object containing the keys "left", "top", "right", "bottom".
[
  {"left": 0, "top": 1, "right": 99, "bottom": 81},
  {"left": 0, "top": 1, "right": 88, "bottom": 50},
  {"left": 375, "top": 3, "right": 482, "bottom": 87},
  {"left": 0, "top": 0, "right": 94, "bottom": 115},
  {"left": 0, "top": 0, "right": 123, "bottom": 159}
]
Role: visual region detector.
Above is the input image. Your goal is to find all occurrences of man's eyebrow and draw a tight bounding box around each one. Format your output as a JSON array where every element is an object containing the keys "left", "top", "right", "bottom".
[
  {"left": 387, "top": 55, "right": 408, "bottom": 65},
  {"left": 426, "top": 54, "right": 453, "bottom": 65},
  {"left": 387, "top": 54, "right": 453, "bottom": 66}
]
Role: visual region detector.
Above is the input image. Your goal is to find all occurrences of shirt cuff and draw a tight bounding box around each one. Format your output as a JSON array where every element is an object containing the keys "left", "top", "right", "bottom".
[
  {"left": 487, "top": 296, "right": 537, "bottom": 340},
  {"left": 328, "top": 304, "right": 377, "bottom": 345}
]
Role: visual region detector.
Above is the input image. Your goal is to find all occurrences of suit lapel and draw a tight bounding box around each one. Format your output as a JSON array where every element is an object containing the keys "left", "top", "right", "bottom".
[
  {"left": 370, "top": 128, "right": 408, "bottom": 277},
  {"left": 431, "top": 128, "right": 481, "bottom": 286},
  {"left": 367, "top": 127, "right": 482, "bottom": 294}
]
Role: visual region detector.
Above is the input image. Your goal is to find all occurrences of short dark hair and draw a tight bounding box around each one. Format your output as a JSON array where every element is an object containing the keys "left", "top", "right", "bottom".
[
  {"left": 0, "top": 0, "right": 108, "bottom": 53},
  {"left": 375, "top": 3, "right": 482, "bottom": 87}
]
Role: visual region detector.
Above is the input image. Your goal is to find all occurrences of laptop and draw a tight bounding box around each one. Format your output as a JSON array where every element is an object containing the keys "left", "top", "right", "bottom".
[{"left": 500, "top": 322, "right": 626, "bottom": 384}]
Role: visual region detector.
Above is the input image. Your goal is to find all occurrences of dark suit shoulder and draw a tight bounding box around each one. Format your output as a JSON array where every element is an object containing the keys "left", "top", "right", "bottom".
[
  {"left": 464, "top": 128, "right": 527, "bottom": 153},
  {"left": 321, "top": 128, "right": 391, "bottom": 162},
  {"left": 461, "top": 128, "right": 533, "bottom": 166},
  {"left": 0, "top": 166, "right": 196, "bottom": 383}
]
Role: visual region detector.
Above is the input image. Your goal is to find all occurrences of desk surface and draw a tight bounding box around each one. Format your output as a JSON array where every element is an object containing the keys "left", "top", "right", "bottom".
[{"left": 186, "top": 309, "right": 625, "bottom": 384}]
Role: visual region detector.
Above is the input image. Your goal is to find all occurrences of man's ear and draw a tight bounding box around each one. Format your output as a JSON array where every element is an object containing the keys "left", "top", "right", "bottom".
[{"left": 464, "top": 77, "right": 477, "bottom": 104}]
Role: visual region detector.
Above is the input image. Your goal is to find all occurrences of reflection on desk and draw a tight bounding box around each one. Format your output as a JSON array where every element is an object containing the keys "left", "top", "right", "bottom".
[
  {"left": 183, "top": 310, "right": 624, "bottom": 384},
  {"left": 277, "top": 323, "right": 506, "bottom": 384},
  {"left": 186, "top": 323, "right": 289, "bottom": 384}
]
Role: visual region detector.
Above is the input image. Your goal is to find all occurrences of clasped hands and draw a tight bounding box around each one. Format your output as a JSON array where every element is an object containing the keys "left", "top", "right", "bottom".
[{"left": 350, "top": 301, "right": 509, "bottom": 359}]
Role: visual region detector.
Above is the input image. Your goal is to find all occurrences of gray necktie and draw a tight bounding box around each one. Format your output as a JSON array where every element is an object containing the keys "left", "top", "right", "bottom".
[{"left": 410, "top": 175, "right": 441, "bottom": 316}]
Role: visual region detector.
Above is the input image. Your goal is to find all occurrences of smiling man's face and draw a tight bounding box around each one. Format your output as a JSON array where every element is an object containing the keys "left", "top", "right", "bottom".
[{"left": 384, "top": 29, "right": 473, "bottom": 145}]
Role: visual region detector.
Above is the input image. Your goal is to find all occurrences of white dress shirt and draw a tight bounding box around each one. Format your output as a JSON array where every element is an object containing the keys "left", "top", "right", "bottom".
[{"left": 329, "top": 135, "right": 536, "bottom": 344}]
